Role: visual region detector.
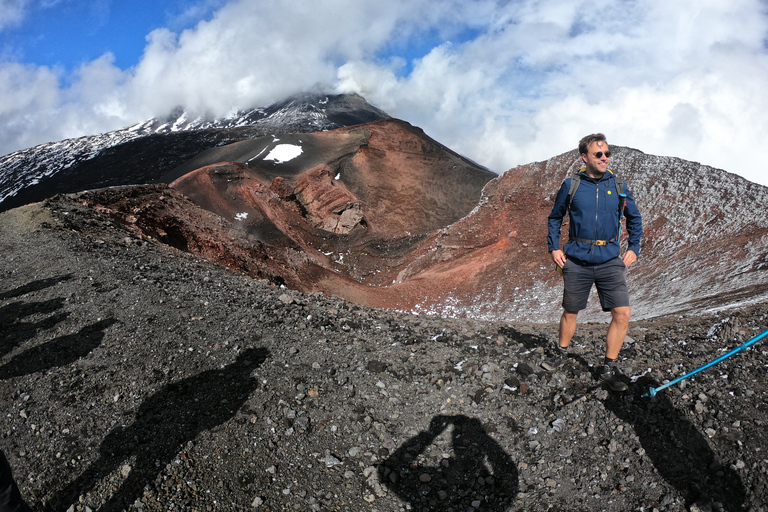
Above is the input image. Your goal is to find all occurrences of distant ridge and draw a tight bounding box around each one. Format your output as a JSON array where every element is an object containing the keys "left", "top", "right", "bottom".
[{"left": 0, "top": 93, "right": 389, "bottom": 212}]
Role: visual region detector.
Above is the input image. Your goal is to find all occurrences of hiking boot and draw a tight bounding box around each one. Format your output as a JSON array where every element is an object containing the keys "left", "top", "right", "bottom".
[
  {"left": 541, "top": 346, "right": 568, "bottom": 372},
  {"left": 599, "top": 363, "right": 628, "bottom": 392}
]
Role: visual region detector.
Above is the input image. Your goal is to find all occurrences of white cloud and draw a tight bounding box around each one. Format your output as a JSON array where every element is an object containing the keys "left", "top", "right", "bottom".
[
  {"left": 342, "top": 0, "right": 768, "bottom": 185},
  {"left": 1, "top": 0, "right": 768, "bottom": 187},
  {"left": 0, "top": 0, "right": 28, "bottom": 31},
  {"left": 0, "top": 61, "right": 61, "bottom": 151}
]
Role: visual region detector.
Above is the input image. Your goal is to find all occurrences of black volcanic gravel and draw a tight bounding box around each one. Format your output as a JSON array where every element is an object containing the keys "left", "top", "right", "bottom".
[{"left": 1, "top": 195, "right": 767, "bottom": 512}]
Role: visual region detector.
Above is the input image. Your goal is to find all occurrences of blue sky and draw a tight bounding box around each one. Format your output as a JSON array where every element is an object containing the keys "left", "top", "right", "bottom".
[
  {"left": 1, "top": 1, "right": 223, "bottom": 70},
  {"left": 1, "top": 0, "right": 768, "bottom": 187}
]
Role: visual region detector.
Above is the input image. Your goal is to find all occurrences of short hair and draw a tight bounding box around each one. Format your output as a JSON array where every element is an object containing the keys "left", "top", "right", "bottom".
[{"left": 579, "top": 133, "right": 607, "bottom": 155}]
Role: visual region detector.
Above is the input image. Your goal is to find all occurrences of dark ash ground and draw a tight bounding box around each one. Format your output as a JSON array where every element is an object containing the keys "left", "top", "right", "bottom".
[{"left": 1, "top": 195, "right": 767, "bottom": 512}]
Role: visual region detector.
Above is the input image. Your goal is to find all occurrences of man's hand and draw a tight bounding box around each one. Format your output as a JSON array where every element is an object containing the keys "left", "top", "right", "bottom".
[
  {"left": 623, "top": 250, "right": 638, "bottom": 267},
  {"left": 551, "top": 249, "right": 566, "bottom": 268}
]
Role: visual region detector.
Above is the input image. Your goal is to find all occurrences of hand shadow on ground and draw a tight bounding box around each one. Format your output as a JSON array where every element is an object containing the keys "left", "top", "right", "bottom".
[
  {"left": 0, "top": 298, "right": 70, "bottom": 358},
  {"left": 0, "top": 317, "right": 117, "bottom": 379},
  {"left": 49, "top": 347, "right": 270, "bottom": 512},
  {"left": 603, "top": 377, "right": 746, "bottom": 511},
  {"left": 378, "top": 414, "right": 518, "bottom": 511}
]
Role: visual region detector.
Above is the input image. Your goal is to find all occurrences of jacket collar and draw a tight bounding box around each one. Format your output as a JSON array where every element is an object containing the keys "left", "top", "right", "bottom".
[{"left": 577, "top": 167, "right": 613, "bottom": 182}]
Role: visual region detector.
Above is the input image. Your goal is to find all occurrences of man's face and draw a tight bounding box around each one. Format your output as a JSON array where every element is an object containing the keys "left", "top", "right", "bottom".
[{"left": 581, "top": 140, "right": 610, "bottom": 176}]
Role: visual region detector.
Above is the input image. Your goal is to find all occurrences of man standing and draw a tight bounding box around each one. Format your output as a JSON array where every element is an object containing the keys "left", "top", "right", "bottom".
[{"left": 545, "top": 133, "right": 643, "bottom": 391}]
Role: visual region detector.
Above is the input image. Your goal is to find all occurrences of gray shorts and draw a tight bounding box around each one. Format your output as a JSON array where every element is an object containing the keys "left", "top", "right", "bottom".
[{"left": 562, "top": 257, "right": 629, "bottom": 312}]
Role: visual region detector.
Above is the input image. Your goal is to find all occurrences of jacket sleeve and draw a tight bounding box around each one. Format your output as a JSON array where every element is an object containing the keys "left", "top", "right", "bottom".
[
  {"left": 547, "top": 180, "right": 570, "bottom": 252},
  {"left": 623, "top": 185, "right": 643, "bottom": 255}
]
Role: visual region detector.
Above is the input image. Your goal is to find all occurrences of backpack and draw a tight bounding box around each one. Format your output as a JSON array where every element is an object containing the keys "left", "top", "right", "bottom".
[
  {"left": 566, "top": 168, "right": 625, "bottom": 210},
  {"left": 565, "top": 169, "right": 627, "bottom": 245}
]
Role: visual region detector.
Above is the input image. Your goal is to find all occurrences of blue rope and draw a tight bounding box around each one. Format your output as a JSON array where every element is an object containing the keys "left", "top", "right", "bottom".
[{"left": 644, "top": 327, "right": 768, "bottom": 397}]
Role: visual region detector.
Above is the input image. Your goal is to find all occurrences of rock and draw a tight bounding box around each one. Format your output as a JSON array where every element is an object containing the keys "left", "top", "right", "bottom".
[
  {"left": 688, "top": 499, "right": 713, "bottom": 512},
  {"left": 516, "top": 362, "right": 535, "bottom": 378},
  {"left": 324, "top": 455, "right": 342, "bottom": 468}
]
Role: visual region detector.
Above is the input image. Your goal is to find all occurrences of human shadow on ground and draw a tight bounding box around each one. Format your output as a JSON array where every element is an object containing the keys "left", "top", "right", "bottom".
[
  {"left": 1, "top": 274, "right": 75, "bottom": 359},
  {"left": 0, "top": 318, "right": 117, "bottom": 379},
  {"left": 378, "top": 414, "right": 518, "bottom": 511},
  {"left": 50, "top": 347, "right": 270, "bottom": 512},
  {"left": 603, "top": 377, "right": 746, "bottom": 511},
  {"left": 0, "top": 298, "right": 70, "bottom": 358},
  {"left": 0, "top": 274, "right": 73, "bottom": 300}
]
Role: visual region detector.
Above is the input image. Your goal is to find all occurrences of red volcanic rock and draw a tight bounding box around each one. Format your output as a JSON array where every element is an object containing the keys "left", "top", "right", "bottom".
[
  {"left": 78, "top": 119, "right": 768, "bottom": 323},
  {"left": 292, "top": 167, "right": 364, "bottom": 234},
  {"left": 165, "top": 119, "right": 496, "bottom": 288}
]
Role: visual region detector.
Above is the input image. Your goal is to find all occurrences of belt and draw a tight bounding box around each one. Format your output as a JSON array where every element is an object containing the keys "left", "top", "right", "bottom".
[{"left": 571, "top": 236, "right": 616, "bottom": 246}]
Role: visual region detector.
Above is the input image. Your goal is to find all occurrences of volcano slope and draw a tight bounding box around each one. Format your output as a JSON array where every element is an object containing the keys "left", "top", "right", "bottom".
[
  {"left": 64, "top": 118, "right": 768, "bottom": 327},
  {"left": 74, "top": 118, "right": 501, "bottom": 308},
  {"left": 2, "top": 190, "right": 768, "bottom": 512}
]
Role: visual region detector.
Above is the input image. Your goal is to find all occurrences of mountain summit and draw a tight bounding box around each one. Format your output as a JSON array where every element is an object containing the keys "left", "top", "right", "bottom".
[{"left": 0, "top": 93, "right": 389, "bottom": 212}]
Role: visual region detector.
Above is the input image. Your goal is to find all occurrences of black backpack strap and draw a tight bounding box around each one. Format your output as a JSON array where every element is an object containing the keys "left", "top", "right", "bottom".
[
  {"left": 614, "top": 176, "right": 625, "bottom": 195},
  {"left": 614, "top": 175, "right": 627, "bottom": 223},
  {"left": 566, "top": 175, "right": 581, "bottom": 210}
]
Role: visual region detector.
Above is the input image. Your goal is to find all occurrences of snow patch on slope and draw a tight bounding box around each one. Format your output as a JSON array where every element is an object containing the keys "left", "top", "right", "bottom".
[{"left": 264, "top": 144, "right": 303, "bottom": 163}]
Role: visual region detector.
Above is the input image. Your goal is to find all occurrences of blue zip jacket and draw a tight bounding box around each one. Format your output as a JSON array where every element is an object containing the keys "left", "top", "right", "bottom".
[{"left": 547, "top": 170, "right": 642, "bottom": 265}]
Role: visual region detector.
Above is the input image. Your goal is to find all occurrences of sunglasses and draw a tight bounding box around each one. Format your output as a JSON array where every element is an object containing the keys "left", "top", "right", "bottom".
[{"left": 593, "top": 151, "right": 612, "bottom": 158}]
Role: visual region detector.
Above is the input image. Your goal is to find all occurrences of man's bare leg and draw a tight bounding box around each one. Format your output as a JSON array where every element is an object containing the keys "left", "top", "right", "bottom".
[
  {"left": 605, "top": 306, "right": 631, "bottom": 359},
  {"left": 559, "top": 310, "right": 579, "bottom": 349},
  {"left": 600, "top": 306, "right": 631, "bottom": 391},
  {"left": 542, "top": 310, "right": 579, "bottom": 371}
]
